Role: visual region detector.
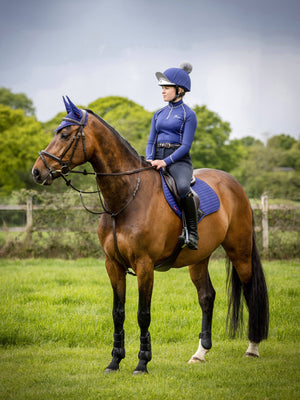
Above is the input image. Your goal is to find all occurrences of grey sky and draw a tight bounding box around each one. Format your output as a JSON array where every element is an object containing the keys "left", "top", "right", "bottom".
[{"left": 1, "top": 0, "right": 299, "bottom": 140}]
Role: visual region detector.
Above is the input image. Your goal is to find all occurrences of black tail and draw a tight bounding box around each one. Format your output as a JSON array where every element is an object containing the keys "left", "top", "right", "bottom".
[
  {"left": 226, "top": 258, "right": 244, "bottom": 338},
  {"left": 226, "top": 212, "right": 269, "bottom": 342},
  {"left": 244, "top": 217, "right": 269, "bottom": 342}
]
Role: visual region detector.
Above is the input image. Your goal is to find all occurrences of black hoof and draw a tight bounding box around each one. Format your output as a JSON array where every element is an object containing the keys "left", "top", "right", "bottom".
[
  {"left": 133, "top": 359, "right": 148, "bottom": 375},
  {"left": 104, "top": 367, "right": 119, "bottom": 374},
  {"left": 133, "top": 368, "right": 148, "bottom": 375},
  {"left": 104, "top": 359, "right": 120, "bottom": 373}
]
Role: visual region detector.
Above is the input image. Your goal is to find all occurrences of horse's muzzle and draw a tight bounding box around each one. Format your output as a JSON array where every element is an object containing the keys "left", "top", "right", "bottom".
[{"left": 32, "top": 167, "right": 53, "bottom": 185}]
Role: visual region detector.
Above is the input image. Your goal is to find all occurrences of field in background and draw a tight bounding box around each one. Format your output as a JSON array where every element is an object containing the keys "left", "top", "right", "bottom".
[{"left": 0, "top": 258, "right": 299, "bottom": 399}]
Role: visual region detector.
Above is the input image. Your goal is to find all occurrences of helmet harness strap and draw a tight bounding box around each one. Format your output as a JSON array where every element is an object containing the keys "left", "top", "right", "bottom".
[{"left": 171, "top": 85, "right": 185, "bottom": 103}]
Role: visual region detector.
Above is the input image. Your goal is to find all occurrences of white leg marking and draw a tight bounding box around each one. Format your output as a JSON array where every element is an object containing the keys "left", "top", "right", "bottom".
[
  {"left": 188, "top": 340, "right": 209, "bottom": 363},
  {"left": 245, "top": 341, "right": 259, "bottom": 357}
]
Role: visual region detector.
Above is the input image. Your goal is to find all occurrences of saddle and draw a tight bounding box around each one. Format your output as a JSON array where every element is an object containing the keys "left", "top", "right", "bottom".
[
  {"left": 155, "top": 169, "right": 220, "bottom": 272},
  {"left": 161, "top": 168, "right": 202, "bottom": 217}
]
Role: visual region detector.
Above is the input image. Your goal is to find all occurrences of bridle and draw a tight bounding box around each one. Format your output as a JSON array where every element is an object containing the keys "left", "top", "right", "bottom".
[
  {"left": 39, "top": 110, "right": 88, "bottom": 181},
  {"left": 38, "top": 109, "right": 153, "bottom": 276}
]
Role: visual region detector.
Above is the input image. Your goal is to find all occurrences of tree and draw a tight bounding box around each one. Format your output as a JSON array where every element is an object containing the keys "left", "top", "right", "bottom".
[
  {"left": 0, "top": 106, "right": 51, "bottom": 194},
  {"left": 0, "top": 87, "right": 35, "bottom": 116},
  {"left": 231, "top": 139, "right": 300, "bottom": 199},
  {"left": 190, "top": 105, "right": 245, "bottom": 171},
  {"left": 237, "top": 136, "right": 263, "bottom": 148},
  {"left": 88, "top": 96, "right": 153, "bottom": 155},
  {"left": 267, "top": 134, "right": 297, "bottom": 150}
]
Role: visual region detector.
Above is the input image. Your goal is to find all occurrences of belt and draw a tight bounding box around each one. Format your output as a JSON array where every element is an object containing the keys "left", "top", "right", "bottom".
[{"left": 157, "top": 143, "right": 181, "bottom": 149}]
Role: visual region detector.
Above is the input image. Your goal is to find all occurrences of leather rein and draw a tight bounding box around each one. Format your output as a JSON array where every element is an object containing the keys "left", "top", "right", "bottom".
[{"left": 39, "top": 110, "right": 153, "bottom": 275}]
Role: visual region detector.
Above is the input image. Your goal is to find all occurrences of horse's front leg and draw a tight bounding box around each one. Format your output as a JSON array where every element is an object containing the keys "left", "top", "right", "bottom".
[
  {"left": 133, "top": 262, "right": 154, "bottom": 375},
  {"left": 104, "top": 257, "right": 126, "bottom": 373}
]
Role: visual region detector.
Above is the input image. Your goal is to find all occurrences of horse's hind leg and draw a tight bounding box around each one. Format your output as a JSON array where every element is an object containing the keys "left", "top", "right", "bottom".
[
  {"left": 104, "top": 257, "right": 126, "bottom": 373},
  {"left": 188, "top": 257, "right": 216, "bottom": 363},
  {"left": 223, "top": 221, "right": 269, "bottom": 357}
]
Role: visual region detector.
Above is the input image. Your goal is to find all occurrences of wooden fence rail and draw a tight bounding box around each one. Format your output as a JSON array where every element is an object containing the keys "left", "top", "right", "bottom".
[{"left": 1, "top": 196, "right": 299, "bottom": 256}]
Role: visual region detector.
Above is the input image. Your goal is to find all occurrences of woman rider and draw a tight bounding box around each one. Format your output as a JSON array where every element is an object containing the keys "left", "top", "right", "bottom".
[{"left": 146, "top": 63, "right": 199, "bottom": 250}]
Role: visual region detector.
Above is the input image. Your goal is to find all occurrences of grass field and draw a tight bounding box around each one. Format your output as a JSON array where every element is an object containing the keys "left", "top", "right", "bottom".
[{"left": 0, "top": 258, "right": 299, "bottom": 400}]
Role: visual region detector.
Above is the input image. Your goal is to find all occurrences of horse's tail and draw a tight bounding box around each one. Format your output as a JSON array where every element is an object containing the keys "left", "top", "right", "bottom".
[
  {"left": 226, "top": 211, "right": 269, "bottom": 342},
  {"left": 245, "top": 212, "right": 269, "bottom": 342},
  {"left": 226, "top": 257, "right": 244, "bottom": 338}
]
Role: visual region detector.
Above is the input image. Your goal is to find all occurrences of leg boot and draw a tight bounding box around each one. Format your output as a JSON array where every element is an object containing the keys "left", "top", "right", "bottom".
[{"left": 180, "top": 191, "right": 199, "bottom": 250}]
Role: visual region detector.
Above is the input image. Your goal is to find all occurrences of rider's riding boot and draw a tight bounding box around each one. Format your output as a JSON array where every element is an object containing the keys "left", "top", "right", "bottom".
[{"left": 179, "top": 191, "right": 199, "bottom": 250}]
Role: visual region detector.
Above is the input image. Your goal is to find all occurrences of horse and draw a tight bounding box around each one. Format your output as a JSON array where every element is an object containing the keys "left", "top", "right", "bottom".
[{"left": 32, "top": 97, "right": 269, "bottom": 375}]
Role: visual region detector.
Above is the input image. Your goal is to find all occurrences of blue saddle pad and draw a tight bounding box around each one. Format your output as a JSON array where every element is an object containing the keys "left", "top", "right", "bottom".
[{"left": 161, "top": 174, "right": 220, "bottom": 222}]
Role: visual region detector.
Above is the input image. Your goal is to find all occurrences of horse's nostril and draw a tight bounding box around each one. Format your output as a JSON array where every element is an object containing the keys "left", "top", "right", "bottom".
[
  {"left": 32, "top": 168, "right": 41, "bottom": 182},
  {"left": 33, "top": 168, "right": 40, "bottom": 177}
]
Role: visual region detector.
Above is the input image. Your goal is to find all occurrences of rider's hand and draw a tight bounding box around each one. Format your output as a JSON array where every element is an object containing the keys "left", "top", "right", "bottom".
[{"left": 148, "top": 159, "right": 167, "bottom": 170}]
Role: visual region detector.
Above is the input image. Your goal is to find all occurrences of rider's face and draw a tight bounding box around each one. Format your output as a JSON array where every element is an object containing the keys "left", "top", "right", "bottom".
[{"left": 161, "top": 85, "right": 176, "bottom": 102}]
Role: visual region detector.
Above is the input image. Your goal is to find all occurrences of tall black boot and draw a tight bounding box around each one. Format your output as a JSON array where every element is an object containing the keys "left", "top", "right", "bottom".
[{"left": 180, "top": 191, "right": 199, "bottom": 250}]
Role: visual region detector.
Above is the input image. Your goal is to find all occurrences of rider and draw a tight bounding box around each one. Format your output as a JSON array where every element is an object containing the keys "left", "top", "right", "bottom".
[{"left": 146, "top": 63, "right": 199, "bottom": 250}]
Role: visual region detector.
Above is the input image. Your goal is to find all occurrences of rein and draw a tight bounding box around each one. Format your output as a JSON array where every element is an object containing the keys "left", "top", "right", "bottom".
[
  {"left": 69, "top": 160, "right": 153, "bottom": 277},
  {"left": 59, "top": 162, "right": 153, "bottom": 217},
  {"left": 39, "top": 110, "right": 154, "bottom": 276}
]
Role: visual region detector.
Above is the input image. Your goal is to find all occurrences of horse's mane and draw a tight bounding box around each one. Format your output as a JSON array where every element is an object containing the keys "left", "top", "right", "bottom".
[{"left": 86, "top": 109, "right": 144, "bottom": 161}]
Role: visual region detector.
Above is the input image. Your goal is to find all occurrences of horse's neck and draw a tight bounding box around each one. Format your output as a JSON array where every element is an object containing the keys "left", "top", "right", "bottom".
[{"left": 90, "top": 122, "right": 144, "bottom": 213}]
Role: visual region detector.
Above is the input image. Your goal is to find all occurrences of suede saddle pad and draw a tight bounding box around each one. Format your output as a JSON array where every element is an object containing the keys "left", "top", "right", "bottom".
[{"left": 160, "top": 172, "right": 220, "bottom": 222}]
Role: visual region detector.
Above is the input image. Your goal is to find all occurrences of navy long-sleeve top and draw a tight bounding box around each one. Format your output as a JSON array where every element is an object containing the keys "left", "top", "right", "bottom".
[{"left": 146, "top": 99, "right": 197, "bottom": 166}]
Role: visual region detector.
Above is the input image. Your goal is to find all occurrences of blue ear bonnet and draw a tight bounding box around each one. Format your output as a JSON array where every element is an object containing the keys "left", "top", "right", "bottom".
[{"left": 55, "top": 96, "right": 88, "bottom": 131}]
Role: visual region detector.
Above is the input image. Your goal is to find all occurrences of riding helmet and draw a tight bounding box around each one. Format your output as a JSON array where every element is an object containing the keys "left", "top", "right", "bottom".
[{"left": 155, "top": 62, "right": 193, "bottom": 92}]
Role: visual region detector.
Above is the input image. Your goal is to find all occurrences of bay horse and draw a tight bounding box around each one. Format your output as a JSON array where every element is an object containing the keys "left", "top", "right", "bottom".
[{"left": 32, "top": 97, "right": 269, "bottom": 374}]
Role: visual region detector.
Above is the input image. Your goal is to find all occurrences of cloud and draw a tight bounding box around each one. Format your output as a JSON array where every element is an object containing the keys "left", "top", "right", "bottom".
[{"left": 1, "top": 0, "right": 299, "bottom": 140}]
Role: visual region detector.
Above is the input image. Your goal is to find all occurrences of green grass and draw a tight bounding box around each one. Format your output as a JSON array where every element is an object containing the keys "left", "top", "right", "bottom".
[{"left": 0, "top": 258, "right": 299, "bottom": 399}]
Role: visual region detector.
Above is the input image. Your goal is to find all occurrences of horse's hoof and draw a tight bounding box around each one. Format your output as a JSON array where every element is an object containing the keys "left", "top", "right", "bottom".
[
  {"left": 188, "top": 356, "right": 205, "bottom": 364},
  {"left": 104, "top": 368, "right": 119, "bottom": 374},
  {"left": 245, "top": 352, "right": 259, "bottom": 358},
  {"left": 246, "top": 342, "right": 259, "bottom": 357},
  {"left": 133, "top": 369, "right": 148, "bottom": 375}
]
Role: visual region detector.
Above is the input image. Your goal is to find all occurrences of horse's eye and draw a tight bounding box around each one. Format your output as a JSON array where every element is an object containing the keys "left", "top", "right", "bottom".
[{"left": 60, "top": 131, "right": 71, "bottom": 140}]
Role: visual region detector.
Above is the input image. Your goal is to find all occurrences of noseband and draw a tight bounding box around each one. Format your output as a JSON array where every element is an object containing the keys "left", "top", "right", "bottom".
[
  {"left": 39, "top": 110, "right": 88, "bottom": 180},
  {"left": 37, "top": 109, "right": 154, "bottom": 276}
]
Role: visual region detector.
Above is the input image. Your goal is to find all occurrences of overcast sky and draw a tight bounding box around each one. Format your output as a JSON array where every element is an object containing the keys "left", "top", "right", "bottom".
[{"left": 1, "top": 0, "right": 299, "bottom": 141}]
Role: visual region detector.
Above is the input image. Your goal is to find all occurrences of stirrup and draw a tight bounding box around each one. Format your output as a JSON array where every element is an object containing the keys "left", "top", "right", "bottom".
[
  {"left": 187, "top": 236, "right": 198, "bottom": 250},
  {"left": 178, "top": 228, "right": 198, "bottom": 250}
]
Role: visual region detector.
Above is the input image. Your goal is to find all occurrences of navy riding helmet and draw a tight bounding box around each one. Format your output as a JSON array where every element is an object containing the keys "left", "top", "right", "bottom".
[{"left": 155, "top": 62, "right": 192, "bottom": 92}]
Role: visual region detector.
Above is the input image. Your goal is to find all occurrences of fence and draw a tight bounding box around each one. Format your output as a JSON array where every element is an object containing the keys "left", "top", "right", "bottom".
[
  {"left": 0, "top": 195, "right": 299, "bottom": 257},
  {"left": 0, "top": 197, "right": 83, "bottom": 232}
]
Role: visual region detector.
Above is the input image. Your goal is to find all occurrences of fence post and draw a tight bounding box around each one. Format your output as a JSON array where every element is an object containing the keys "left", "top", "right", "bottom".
[
  {"left": 261, "top": 194, "right": 269, "bottom": 257},
  {"left": 26, "top": 196, "right": 33, "bottom": 245},
  {"left": 26, "top": 196, "right": 33, "bottom": 231}
]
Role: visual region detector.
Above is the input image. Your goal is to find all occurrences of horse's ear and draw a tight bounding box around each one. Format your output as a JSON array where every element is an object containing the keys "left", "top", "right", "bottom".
[
  {"left": 63, "top": 96, "right": 72, "bottom": 113},
  {"left": 66, "top": 96, "right": 82, "bottom": 118}
]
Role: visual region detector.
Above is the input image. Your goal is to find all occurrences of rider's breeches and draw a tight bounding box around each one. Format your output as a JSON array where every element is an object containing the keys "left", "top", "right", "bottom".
[{"left": 155, "top": 147, "right": 193, "bottom": 198}]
